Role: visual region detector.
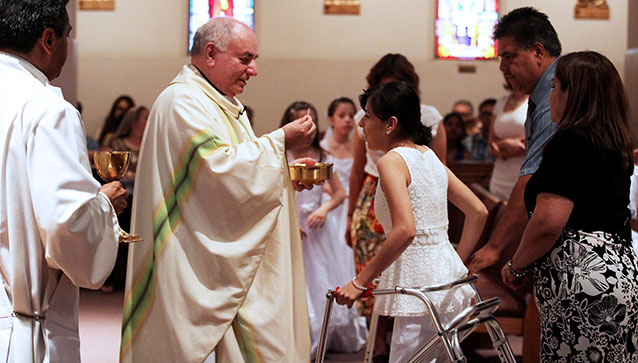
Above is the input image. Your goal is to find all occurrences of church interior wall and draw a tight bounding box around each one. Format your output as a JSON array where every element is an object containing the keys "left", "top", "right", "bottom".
[{"left": 74, "top": 0, "right": 629, "bottom": 138}]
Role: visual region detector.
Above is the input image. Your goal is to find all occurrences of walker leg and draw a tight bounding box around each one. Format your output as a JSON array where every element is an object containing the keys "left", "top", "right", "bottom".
[
  {"left": 405, "top": 335, "right": 439, "bottom": 363},
  {"left": 448, "top": 330, "right": 467, "bottom": 363},
  {"left": 405, "top": 330, "right": 460, "bottom": 363},
  {"left": 315, "top": 291, "right": 336, "bottom": 363},
  {"left": 363, "top": 313, "right": 379, "bottom": 363},
  {"left": 439, "top": 330, "right": 461, "bottom": 363},
  {"left": 484, "top": 319, "right": 517, "bottom": 363}
]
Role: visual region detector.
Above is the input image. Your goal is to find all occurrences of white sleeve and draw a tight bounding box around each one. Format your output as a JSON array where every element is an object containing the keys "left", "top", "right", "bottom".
[
  {"left": 26, "top": 102, "right": 119, "bottom": 289},
  {"left": 355, "top": 109, "right": 365, "bottom": 139},
  {"left": 420, "top": 104, "right": 443, "bottom": 137}
]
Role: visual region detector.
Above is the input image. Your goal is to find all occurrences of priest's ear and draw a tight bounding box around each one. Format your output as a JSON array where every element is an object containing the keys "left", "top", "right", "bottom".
[{"left": 203, "top": 41, "right": 220, "bottom": 67}]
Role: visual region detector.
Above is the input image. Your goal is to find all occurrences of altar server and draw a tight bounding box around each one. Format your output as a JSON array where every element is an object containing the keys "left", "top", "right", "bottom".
[
  {"left": 0, "top": 0, "right": 128, "bottom": 361},
  {"left": 121, "top": 17, "right": 315, "bottom": 362}
]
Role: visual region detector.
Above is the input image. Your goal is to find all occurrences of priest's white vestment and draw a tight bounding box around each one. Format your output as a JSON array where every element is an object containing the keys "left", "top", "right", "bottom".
[
  {"left": 121, "top": 64, "right": 310, "bottom": 362},
  {"left": 0, "top": 52, "right": 120, "bottom": 362}
]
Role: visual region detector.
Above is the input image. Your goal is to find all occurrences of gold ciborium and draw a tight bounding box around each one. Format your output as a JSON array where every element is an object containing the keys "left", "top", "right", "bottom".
[
  {"left": 289, "top": 162, "right": 333, "bottom": 185},
  {"left": 94, "top": 151, "right": 142, "bottom": 243}
]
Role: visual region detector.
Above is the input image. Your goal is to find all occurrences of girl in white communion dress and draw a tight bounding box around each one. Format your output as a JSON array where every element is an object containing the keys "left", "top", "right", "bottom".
[
  {"left": 280, "top": 101, "right": 367, "bottom": 358},
  {"left": 335, "top": 81, "right": 488, "bottom": 362}
]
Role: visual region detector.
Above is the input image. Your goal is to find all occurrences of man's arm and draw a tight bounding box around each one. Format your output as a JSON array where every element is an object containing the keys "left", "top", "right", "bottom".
[
  {"left": 28, "top": 105, "right": 120, "bottom": 288},
  {"left": 502, "top": 192, "right": 572, "bottom": 290},
  {"left": 467, "top": 174, "right": 531, "bottom": 273}
]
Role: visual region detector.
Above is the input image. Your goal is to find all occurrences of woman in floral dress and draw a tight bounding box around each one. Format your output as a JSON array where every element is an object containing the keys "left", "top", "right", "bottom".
[{"left": 502, "top": 51, "right": 638, "bottom": 362}]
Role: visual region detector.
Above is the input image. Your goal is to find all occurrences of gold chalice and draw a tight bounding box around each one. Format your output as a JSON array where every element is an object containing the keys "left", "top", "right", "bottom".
[{"left": 94, "top": 151, "right": 142, "bottom": 243}]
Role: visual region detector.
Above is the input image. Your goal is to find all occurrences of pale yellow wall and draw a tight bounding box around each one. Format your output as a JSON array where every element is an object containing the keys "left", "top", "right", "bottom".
[
  {"left": 76, "top": 0, "right": 628, "bottom": 138},
  {"left": 51, "top": 1, "right": 78, "bottom": 105}
]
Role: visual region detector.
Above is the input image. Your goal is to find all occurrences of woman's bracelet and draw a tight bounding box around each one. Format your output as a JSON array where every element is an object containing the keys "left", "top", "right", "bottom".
[
  {"left": 508, "top": 259, "right": 528, "bottom": 279},
  {"left": 351, "top": 276, "right": 367, "bottom": 291}
]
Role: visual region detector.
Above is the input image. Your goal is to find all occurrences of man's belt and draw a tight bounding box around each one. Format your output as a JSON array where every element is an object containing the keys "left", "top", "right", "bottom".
[{"left": 11, "top": 311, "right": 45, "bottom": 321}]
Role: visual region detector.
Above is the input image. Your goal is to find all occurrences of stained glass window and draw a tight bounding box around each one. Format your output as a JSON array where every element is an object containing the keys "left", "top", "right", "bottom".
[
  {"left": 435, "top": 0, "right": 499, "bottom": 60},
  {"left": 189, "top": 0, "right": 255, "bottom": 51}
]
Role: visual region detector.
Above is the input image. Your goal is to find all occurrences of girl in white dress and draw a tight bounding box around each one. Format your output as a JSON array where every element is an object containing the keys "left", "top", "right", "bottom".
[
  {"left": 321, "top": 97, "right": 356, "bottom": 196},
  {"left": 280, "top": 101, "right": 367, "bottom": 357},
  {"left": 319, "top": 97, "right": 369, "bottom": 352},
  {"left": 320, "top": 97, "right": 356, "bottom": 274},
  {"left": 335, "top": 82, "right": 488, "bottom": 362},
  {"left": 488, "top": 82, "right": 528, "bottom": 200}
]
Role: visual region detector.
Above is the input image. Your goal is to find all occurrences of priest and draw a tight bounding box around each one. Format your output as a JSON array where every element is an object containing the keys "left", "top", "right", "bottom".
[{"left": 120, "top": 17, "right": 315, "bottom": 362}]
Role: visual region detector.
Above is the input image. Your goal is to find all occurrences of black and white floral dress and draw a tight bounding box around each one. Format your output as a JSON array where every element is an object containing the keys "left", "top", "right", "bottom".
[{"left": 525, "top": 128, "right": 638, "bottom": 362}]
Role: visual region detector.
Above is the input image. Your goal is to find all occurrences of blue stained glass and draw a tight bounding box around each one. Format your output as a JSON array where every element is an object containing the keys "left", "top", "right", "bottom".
[
  {"left": 188, "top": 0, "right": 255, "bottom": 52},
  {"left": 435, "top": 0, "right": 499, "bottom": 60}
]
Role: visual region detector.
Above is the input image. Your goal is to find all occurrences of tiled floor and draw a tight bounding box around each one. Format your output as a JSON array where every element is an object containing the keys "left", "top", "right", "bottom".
[
  {"left": 78, "top": 289, "right": 522, "bottom": 362},
  {"left": 79, "top": 289, "right": 126, "bottom": 363}
]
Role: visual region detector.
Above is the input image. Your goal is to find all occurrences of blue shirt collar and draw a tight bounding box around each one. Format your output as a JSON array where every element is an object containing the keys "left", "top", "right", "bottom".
[{"left": 529, "top": 58, "right": 559, "bottom": 109}]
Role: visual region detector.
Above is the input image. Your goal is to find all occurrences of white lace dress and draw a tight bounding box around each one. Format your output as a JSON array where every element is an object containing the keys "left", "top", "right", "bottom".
[
  {"left": 373, "top": 147, "right": 474, "bottom": 317},
  {"left": 318, "top": 141, "right": 358, "bottom": 295}
]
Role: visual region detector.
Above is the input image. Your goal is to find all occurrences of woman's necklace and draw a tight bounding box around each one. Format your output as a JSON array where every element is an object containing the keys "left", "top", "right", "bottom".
[{"left": 391, "top": 140, "right": 416, "bottom": 149}]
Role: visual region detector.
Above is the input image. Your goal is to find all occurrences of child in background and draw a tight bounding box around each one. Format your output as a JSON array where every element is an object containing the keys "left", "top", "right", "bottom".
[
  {"left": 319, "top": 97, "right": 368, "bottom": 351},
  {"left": 320, "top": 97, "right": 356, "bottom": 248},
  {"left": 443, "top": 112, "right": 469, "bottom": 163},
  {"left": 335, "top": 82, "right": 487, "bottom": 362},
  {"left": 321, "top": 97, "right": 356, "bottom": 187},
  {"left": 280, "top": 101, "right": 367, "bottom": 357}
]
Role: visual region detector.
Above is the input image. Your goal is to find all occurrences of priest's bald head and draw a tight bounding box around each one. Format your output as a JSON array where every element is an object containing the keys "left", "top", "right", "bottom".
[
  {"left": 0, "top": 0, "right": 71, "bottom": 81},
  {"left": 190, "top": 17, "right": 259, "bottom": 98}
]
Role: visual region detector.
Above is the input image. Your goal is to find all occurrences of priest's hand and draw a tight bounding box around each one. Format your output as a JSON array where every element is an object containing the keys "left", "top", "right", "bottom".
[
  {"left": 283, "top": 115, "right": 316, "bottom": 150},
  {"left": 100, "top": 181, "right": 129, "bottom": 214},
  {"left": 291, "top": 157, "right": 316, "bottom": 191}
]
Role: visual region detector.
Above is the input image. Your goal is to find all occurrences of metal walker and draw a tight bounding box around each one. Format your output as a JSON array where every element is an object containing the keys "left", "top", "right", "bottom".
[{"left": 315, "top": 274, "right": 517, "bottom": 363}]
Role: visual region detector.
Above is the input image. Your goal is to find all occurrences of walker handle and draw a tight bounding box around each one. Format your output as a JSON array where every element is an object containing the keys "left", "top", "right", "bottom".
[{"left": 333, "top": 286, "right": 374, "bottom": 298}]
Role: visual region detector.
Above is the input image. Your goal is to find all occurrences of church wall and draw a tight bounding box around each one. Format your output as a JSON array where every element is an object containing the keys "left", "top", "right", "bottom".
[{"left": 76, "top": 0, "right": 629, "bottom": 137}]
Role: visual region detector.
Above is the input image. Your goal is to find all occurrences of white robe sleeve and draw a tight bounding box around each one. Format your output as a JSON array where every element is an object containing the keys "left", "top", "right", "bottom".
[
  {"left": 25, "top": 103, "right": 119, "bottom": 289},
  {"left": 192, "top": 129, "right": 286, "bottom": 239}
]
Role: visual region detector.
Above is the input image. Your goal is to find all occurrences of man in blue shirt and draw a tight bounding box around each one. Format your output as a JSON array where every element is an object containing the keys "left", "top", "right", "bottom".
[{"left": 468, "top": 7, "right": 561, "bottom": 273}]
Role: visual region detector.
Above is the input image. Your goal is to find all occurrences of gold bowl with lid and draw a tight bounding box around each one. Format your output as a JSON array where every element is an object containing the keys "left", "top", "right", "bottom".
[{"left": 289, "top": 162, "right": 333, "bottom": 184}]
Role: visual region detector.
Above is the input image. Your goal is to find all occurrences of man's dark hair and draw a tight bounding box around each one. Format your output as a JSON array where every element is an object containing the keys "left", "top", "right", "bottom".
[
  {"left": 493, "top": 7, "right": 561, "bottom": 58},
  {"left": 479, "top": 98, "right": 497, "bottom": 112},
  {"left": 453, "top": 99, "right": 474, "bottom": 115},
  {"left": 0, "top": 0, "right": 70, "bottom": 54}
]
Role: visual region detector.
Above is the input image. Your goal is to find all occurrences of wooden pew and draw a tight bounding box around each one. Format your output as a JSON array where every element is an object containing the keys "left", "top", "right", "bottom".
[{"left": 448, "top": 161, "right": 494, "bottom": 189}]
